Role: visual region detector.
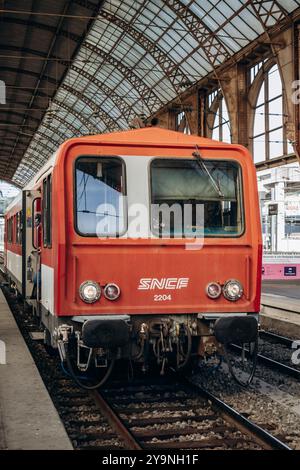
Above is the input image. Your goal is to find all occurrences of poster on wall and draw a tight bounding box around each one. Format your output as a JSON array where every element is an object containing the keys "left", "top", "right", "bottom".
[{"left": 284, "top": 266, "right": 297, "bottom": 276}]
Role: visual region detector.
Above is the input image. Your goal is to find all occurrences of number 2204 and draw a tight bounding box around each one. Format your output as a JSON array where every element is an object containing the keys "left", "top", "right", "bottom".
[{"left": 154, "top": 294, "right": 172, "bottom": 301}]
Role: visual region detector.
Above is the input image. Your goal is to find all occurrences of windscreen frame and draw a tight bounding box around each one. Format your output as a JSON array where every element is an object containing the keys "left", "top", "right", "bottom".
[
  {"left": 74, "top": 155, "right": 127, "bottom": 238},
  {"left": 149, "top": 157, "right": 245, "bottom": 239}
]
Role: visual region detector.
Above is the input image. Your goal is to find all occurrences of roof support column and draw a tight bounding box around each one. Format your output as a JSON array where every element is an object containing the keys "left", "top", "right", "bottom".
[
  {"left": 271, "top": 27, "right": 298, "bottom": 160},
  {"left": 153, "top": 92, "right": 199, "bottom": 135},
  {"left": 221, "top": 63, "right": 249, "bottom": 147},
  {"left": 294, "top": 24, "right": 300, "bottom": 159}
]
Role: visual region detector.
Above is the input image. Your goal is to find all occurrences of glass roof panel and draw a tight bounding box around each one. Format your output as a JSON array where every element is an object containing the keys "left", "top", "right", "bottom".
[
  {"left": 13, "top": 0, "right": 300, "bottom": 185},
  {"left": 277, "top": 0, "right": 300, "bottom": 8}
]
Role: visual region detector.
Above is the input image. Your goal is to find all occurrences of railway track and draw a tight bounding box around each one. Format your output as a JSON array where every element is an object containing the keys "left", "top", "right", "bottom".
[
  {"left": 259, "top": 330, "right": 295, "bottom": 348},
  {"left": 230, "top": 343, "right": 300, "bottom": 380},
  {"left": 91, "top": 376, "right": 291, "bottom": 450},
  {"left": 259, "top": 330, "right": 300, "bottom": 379},
  {"left": 228, "top": 330, "right": 300, "bottom": 381}
]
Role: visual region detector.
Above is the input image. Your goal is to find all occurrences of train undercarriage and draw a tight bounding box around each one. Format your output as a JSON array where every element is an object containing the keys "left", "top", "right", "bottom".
[
  {"left": 7, "top": 278, "right": 259, "bottom": 388},
  {"left": 44, "top": 312, "right": 259, "bottom": 389}
]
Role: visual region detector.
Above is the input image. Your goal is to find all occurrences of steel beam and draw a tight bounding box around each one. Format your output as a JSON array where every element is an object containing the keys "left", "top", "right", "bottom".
[{"left": 60, "top": 84, "right": 122, "bottom": 131}]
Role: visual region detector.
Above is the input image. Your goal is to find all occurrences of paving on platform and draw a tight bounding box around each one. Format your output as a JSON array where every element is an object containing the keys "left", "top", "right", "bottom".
[
  {"left": 260, "top": 281, "right": 300, "bottom": 338},
  {"left": 0, "top": 289, "right": 72, "bottom": 450}
]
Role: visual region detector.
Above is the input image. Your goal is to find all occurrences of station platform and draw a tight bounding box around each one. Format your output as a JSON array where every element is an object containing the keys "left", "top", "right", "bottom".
[
  {"left": 0, "top": 290, "right": 72, "bottom": 450},
  {"left": 260, "top": 281, "right": 300, "bottom": 338}
]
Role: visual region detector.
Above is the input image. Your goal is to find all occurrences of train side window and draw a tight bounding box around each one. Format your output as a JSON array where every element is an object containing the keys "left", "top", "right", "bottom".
[
  {"left": 11, "top": 216, "right": 13, "bottom": 243},
  {"left": 19, "top": 211, "right": 23, "bottom": 245},
  {"left": 9, "top": 218, "right": 12, "bottom": 243},
  {"left": 11, "top": 217, "right": 13, "bottom": 243},
  {"left": 47, "top": 175, "right": 52, "bottom": 247},
  {"left": 9, "top": 217, "right": 13, "bottom": 244},
  {"left": 16, "top": 213, "right": 18, "bottom": 244},
  {"left": 13, "top": 214, "right": 16, "bottom": 243},
  {"left": 32, "top": 199, "right": 41, "bottom": 249},
  {"left": 7, "top": 217, "right": 12, "bottom": 243},
  {"left": 16, "top": 211, "right": 22, "bottom": 245},
  {"left": 42, "top": 179, "right": 47, "bottom": 246},
  {"left": 16, "top": 213, "right": 19, "bottom": 244},
  {"left": 42, "top": 175, "right": 52, "bottom": 248}
]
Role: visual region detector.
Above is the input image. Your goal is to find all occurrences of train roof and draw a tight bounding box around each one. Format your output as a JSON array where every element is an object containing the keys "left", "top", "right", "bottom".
[
  {"left": 5, "top": 128, "right": 245, "bottom": 214},
  {"left": 64, "top": 126, "right": 234, "bottom": 148}
]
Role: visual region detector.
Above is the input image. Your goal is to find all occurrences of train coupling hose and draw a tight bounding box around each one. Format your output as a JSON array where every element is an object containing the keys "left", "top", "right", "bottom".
[{"left": 55, "top": 324, "right": 73, "bottom": 363}]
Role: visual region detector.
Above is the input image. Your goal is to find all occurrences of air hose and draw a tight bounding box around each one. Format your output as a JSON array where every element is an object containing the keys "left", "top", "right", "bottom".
[
  {"left": 64, "top": 343, "right": 116, "bottom": 390},
  {"left": 223, "top": 339, "right": 258, "bottom": 387},
  {"left": 177, "top": 323, "right": 192, "bottom": 369}
]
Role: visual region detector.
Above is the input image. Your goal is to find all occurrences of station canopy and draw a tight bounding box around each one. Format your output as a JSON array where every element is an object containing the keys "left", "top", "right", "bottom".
[{"left": 0, "top": 0, "right": 299, "bottom": 186}]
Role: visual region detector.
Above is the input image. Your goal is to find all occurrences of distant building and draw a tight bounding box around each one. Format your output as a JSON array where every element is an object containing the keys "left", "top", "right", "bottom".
[{"left": 258, "top": 163, "right": 300, "bottom": 253}]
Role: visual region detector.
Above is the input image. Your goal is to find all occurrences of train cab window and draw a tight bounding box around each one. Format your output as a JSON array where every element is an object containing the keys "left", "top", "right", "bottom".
[
  {"left": 150, "top": 159, "right": 243, "bottom": 238},
  {"left": 75, "top": 157, "right": 126, "bottom": 236},
  {"left": 42, "top": 175, "right": 52, "bottom": 247}
]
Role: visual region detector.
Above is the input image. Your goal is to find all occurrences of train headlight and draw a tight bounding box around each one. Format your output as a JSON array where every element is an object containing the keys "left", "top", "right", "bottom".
[
  {"left": 104, "top": 283, "right": 120, "bottom": 301},
  {"left": 222, "top": 279, "right": 243, "bottom": 301},
  {"left": 79, "top": 281, "right": 101, "bottom": 303},
  {"left": 206, "top": 282, "right": 222, "bottom": 299}
]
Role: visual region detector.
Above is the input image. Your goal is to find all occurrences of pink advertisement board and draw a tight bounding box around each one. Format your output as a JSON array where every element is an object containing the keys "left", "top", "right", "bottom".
[{"left": 262, "top": 263, "right": 300, "bottom": 280}]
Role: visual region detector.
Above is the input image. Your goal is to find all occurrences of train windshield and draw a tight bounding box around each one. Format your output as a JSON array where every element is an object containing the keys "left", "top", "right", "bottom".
[
  {"left": 150, "top": 159, "right": 243, "bottom": 237},
  {"left": 75, "top": 157, "right": 126, "bottom": 236}
]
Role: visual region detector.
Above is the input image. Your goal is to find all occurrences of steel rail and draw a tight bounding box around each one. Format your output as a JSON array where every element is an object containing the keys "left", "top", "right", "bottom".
[
  {"left": 230, "top": 343, "right": 300, "bottom": 380},
  {"left": 90, "top": 371, "right": 293, "bottom": 451},
  {"left": 181, "top": 376, "right": 291, "bottom": 451},
  {"left": 259, "top": 330, "right": 295, "bottom": 348},
  {"left": 90, "top": 389, "right": 142, "bottom": 450},
  {"left": 92, "top": 375, "right": 282, "bottom": 451}
]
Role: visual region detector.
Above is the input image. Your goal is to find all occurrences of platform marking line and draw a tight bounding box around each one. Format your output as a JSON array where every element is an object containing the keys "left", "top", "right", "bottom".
[
  {"left": 0, "top": 340, "right": 6, "bottom": 364},
  {"left": 0, "top": 80, "right": 6, "bottom": 104}
]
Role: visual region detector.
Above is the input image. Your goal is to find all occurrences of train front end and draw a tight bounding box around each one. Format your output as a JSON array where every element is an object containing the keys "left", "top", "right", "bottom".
[{"left": 52, "top": 128, "right": 262, "bottom": 383}]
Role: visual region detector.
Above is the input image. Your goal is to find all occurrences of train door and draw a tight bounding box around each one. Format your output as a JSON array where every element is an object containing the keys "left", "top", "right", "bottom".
[{"left": 22, "top": 190, "right": 41, "bottom": 306}]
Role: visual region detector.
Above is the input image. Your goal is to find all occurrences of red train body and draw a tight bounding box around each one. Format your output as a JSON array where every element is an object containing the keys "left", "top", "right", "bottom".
[{"left": 4, "top": 128, "right": 262, "bottom": 380}]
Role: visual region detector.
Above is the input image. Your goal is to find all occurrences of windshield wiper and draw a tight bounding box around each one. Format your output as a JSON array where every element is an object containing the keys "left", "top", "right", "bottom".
[{"left": 192, "top": 145, "right": 224, "bottom": 199}]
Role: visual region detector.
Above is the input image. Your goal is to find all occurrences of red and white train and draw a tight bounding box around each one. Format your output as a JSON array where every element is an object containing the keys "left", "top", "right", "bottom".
[{"left": 4, "top": 127, "right": 262, "bottom": 386}]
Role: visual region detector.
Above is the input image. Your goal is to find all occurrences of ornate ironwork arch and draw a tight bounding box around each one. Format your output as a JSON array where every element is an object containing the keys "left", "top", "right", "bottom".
[
  {"left": 51, "top": 99, "right": 99, "bottom": 134},
  {"left": 70, "top": 64, "right": 133, "bottom": 121},
  {"left": 60, "top": 84, "right": 122, "bottom": 131}
]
